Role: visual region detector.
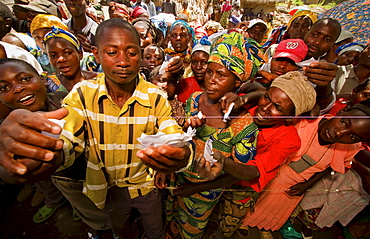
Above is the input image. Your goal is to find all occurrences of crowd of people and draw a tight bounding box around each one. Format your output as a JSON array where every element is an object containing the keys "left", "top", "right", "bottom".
[{"left": 0, "top": 0, "right": 369, "bottom": 238}]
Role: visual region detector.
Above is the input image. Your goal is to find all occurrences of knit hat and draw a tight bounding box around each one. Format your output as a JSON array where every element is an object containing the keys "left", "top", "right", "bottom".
[
  {"left": 271, "top": 71, "right": 317, "bottom": 116},
  {"left": 208, "top": 32, "right": 266, "bottom": 82}
]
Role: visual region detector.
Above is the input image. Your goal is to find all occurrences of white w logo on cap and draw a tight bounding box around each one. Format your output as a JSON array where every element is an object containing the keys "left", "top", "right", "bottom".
[{"left": 286, "top": 42, "right": 299, "bottom": 49}]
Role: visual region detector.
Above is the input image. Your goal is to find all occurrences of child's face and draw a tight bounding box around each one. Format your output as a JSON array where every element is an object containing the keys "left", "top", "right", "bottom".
[
  {"left": 92, "top": 27, "right": 141, "bottom": 87},
  {"left": 318, "top": 108, "right": 370, "bottom": 144},
  {"left": 151, "top": 74, "right": 176, "bottom": 99},
  {"left": 191, "top": 51, "right": 209, "bottom": 81},
  {"left": 142, "top": 47, "right": 164, "bottom": 71},
  {"left": 204, "top": 62, "right": 240, "bottom": 101},
  {"left": 46, "top": 38, "right": 82, "bottom": 77},
  {"left": 0, "top": 62, "right": 47, "bottom": 111},
  {"left": 32, "top": 27, "right": 52, "bottom": 50},
  {"left": 134, "top": 25, "right": 154, "bottom": 49}
]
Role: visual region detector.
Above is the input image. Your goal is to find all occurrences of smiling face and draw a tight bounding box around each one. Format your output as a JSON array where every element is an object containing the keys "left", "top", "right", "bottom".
[
  {"left": 45, "top": 38, "right": 82, "bottom": 78},
  {"left": 142, "top": 46, "right": 164, "bottom": 71},
  {"left": 65, "top": 0, "right": 87, "bottom": 18},
  {"left": 204, "top": 62, "right": 240, "bottom": 101},
  {"left": 288, "top": 16, "right": 312, "bottom": 40},
  {"left": 304, "top": 20, "right": 340, "bottom": 59},
  {"left": 318, "top": 109, "right": 370, "bottom": 144},
  {"left": 254, "top": 87, "right": 295, "bottom": 126},
  {"left": 0, "top": 61, "right": 47, "bottom": 111},
  {"left": 191, "top": 51, "right": 209, "bottom": 81},
  {"left": 92, "top": 27, "right": 141, "bottom": 87},
  {"left": 169, "top": 25, "right": 190, "bottom": 53}
]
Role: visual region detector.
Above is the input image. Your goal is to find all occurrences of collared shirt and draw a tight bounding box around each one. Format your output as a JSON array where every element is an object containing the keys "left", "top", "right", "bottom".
[
  {"left": 161, "top": 0, "right": 177, "bottom": 16},
  {"left": 332, "top": 64, "right": 359, "bottom": 94},
  {"left": 65, "top": 16, "right": 98, "bottom": 53},
  {"left": 146, "top": 1, "right": 157, "bottom": 17},
  {"left": 59, "top": 73, "right": 184, "bottom": 208}
]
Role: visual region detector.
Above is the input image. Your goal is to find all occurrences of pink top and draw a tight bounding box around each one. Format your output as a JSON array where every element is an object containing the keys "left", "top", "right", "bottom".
[{"left": 243, "top": 116, "right": 361, "bottom": 231}]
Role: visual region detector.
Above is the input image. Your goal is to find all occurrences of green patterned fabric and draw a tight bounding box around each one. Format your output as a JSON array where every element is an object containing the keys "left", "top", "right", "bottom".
[{"left": 208, "top": 32, "right": 266, "bottom": 82}]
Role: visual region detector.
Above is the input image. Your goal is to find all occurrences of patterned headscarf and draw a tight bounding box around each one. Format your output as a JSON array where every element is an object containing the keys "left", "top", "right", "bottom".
[
  {"left": 208, "top": 32, "right": 267, "bottom": 82},
  {"left": 287, "top": 10, "right": 318, "bottom": 29},
  {"left": 170, "top": 20, "right": 196, "bottom": 46},
  {"left": 30, "top": 14, "right": 68, "bottom": 34},
  {"left": 43, "top": 27, "right": 82, "bottom": 51}
]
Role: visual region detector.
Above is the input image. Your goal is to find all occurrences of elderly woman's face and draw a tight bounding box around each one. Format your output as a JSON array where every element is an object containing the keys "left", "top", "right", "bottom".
[
  {"left": 254, "top": 87, "right": 294, "bottom": 126},
  {"left": 204, "top": 62, "right": 239, "bottom": 100},
  {"left": 169, "top": 25, "right": 190, "bottom": 53}
]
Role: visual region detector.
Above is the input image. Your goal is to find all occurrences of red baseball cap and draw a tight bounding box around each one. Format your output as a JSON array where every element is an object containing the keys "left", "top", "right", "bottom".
[{"left": 273, "top": 39, "right": 308, "bottom": 63}]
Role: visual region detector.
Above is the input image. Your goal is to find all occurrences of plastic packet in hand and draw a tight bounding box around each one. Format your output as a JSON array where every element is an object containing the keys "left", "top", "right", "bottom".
[
  {"left": 203, "top": 139, "right": 217, "bottom": 166},
  {"left": 41, "top": 119, "right": 65, "bottom": 139},
  {"left": 137, "top": 126, "right": 196, "bottom": 148},
  {"left": 223, "top": 102, "right": 234, "bottom": 122},
  {"left": 296, "top": 57, "right": 318, "bottom": 68}
]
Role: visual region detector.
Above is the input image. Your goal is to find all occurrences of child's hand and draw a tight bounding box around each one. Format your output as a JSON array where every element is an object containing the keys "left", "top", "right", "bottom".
[
  {"left": 286, "top": 182, "right": 311, "bottom": 196},
  {"left": 183, "top": 115, "right": 206, "bottom": 131},
  {"left": 154, "top": 172, "right": 171, "bottom": 189},
  {"left": 220, "top": 92, "right": 244, "bottom": 113}
]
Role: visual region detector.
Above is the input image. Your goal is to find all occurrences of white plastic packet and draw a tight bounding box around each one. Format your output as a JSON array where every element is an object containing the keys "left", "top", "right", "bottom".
[
  {"left": 223, "top": 102, "right": 234, "bottom": 122},
  {"left": 41, "top": 119, "right": 65, "bottom": 139},
  {"left": 203, "top": 139, "right": 218, "bottom": 166},
  {"left": 137, "top": 126, "right": 196, "bottom": 148}
]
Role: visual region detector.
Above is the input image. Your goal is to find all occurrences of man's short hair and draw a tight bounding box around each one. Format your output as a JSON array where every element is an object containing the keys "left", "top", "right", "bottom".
[{"left": 95, "top": 18, "right": 140, "bottom": 47}]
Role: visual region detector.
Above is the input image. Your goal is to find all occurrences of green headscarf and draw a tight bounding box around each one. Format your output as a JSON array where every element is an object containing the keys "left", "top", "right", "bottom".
[{"left": 208, "top": 32, "right": 266, "bottom": 82}]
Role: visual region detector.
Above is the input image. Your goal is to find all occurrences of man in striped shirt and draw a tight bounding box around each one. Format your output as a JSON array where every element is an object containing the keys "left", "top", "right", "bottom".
[{"left": 0, "top": 19, "right": 192, "bottom": 239}]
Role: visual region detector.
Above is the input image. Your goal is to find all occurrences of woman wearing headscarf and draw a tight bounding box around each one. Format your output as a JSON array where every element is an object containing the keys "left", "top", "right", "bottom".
[
  {"left": 30, "top": 14, "right": 69, "bottom": 74},
  {"left": 156, "top": 32, "right": 265, "bottom": 239},
  {"left": 164, "top": 20, "right": 196, "bottom": 65},
  {"left": 132, "top": 17, "right": 159, "bottom": 50},
  {"left": 263, "top": 10, "right": 317, "bottom": 51},
  {"left": 43, "top": 27, "right": 98, "bottom": 92},
  {"left": 108, "top": 1, "right": 130, "bottom": 20}
]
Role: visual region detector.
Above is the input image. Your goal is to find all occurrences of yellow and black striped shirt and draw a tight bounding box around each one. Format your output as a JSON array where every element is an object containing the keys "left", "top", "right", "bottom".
[{"left": 60, "top": 73, "right": 184, "bottom": 209}]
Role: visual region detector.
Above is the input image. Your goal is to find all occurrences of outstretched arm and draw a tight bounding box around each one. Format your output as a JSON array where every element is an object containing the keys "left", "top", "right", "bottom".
[{"left": 0, "top": 108, "right": 68, "bottom": 183}]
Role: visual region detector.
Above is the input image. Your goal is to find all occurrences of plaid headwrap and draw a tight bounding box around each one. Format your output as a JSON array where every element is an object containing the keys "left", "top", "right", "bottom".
[
  {"left": 208, "top": 32, "right": 266, "bottom": 82},
  {"left": 30, "top": 14, "right": 68, "bottom": 34},
  {"left": 44, "top": 27, "right": 82, "bottom": 51}
]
